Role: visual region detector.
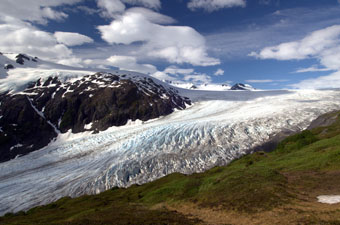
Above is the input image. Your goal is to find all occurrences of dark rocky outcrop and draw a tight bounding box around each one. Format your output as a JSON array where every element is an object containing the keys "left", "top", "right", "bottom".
[
  {"left": 231, "top": 83, "right": 254, "bottom": 90},
  {"left": 0, "top": 72, "right": 191, "bottom": 162},
  {"left": 0, "top": 93, "right": 57, "bottom": 162},
  {"left": 4, "top": 64, "right": 14, "bottom": 70},
  {"left": 15, "top": 54, "right": 30, "bottom": 65}
]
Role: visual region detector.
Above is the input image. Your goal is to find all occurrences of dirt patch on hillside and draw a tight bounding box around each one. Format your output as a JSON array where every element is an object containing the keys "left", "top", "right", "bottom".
[{"left": 165, "top": 171, "right": 340, "bottom": 225}]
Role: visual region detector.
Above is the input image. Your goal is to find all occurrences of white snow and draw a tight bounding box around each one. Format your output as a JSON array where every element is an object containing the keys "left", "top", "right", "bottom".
[
  {"left": 84, "top": 122, "right": 93, "bottom": 130},
  {"left": 9, "top": 143, "right": 23, "bottom": 151},
  {"left": 0, "top": 53, "right": 98, "bottom": 93},
  {"left": 317, "top": 195, "right": 340, "bottom": 204}
]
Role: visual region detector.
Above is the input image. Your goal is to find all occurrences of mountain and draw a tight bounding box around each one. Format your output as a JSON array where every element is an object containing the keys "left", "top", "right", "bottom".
[
  {"left": 166, "top": 81, "right": 256, "bottom": 91},
  {"left": 1, "top": 53, "right": 340, "bottom": 216},
  {"left": 166, "top": 81, "right": 232, "bottom": 91},
  {"left": 0, "top": 53, "right": 191, "bottom": 162},
  {"left": 2, "top": 110, "right": 340, "bottom": 225},
  {"left": 230, "top": 83, "right": 255, "bottom": 90}
]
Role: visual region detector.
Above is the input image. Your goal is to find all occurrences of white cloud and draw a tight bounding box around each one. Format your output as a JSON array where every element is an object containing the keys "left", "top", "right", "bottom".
[
  {"left": 76, "top": 6, "right": 99, "bottom": 15},
  {"left": 290, "top": 71, "right": 340, "bottom": 89},
  {"left": 184, "top": 74, "right": 212, "bottom": 84},
  {"left": 294, "top": 66, "right": 333, "bottom": 73},
  {"left": 250, "top": 25, "right": 340, "bottom": 89},
  {"left": 0, "top": 16, "right": 85, "bottom": 67},
  {"left": 245, "top": 79, "right": 288, "bottom": 83},
  {"left": 207, "top": 7, "right": 340, "bottom": 60},
  {"left": 0, "top": 18, "right": 70, "bottom": 59},
  {"left": 164, "top": 66, "right": 194, "bottom": 75},
  {"left": 250, "top": 25, "right": 340, "bottom": 67},
  {"left": 123, "top": 0, "right": 161, "bottom": 9},
  {"left": 245, "top": 79, "right": 274, "bottom": 83},
  {"left": 0, "top": 1, "right": 89, "bottom": 67},
  {"left": 107, "top": 55, "right": 157, "bottom": 74},
  {"left": 97, "top": 0, "right": 126, "bottom": 16},
  {"left": 214, "top": 68, "right": 224, "bottom": 76},
  {"left": 188, "top": 0, "right": 246, "bottom": 12},
  {"left": 151, "top": 65, "right": 212, "bottom": 84},
  {"left": 152, "top": 71, "right": 177, "bottom": 81},
  {"left": 54, "top": 32, "right": 94, "bottom": 46},
  {"left": 97, "top": 0, "right": 161, "bottom": 18},
  {"left": 0, "top": 0, "right": 81, "bottom": 24},
  {"left": 127, "top": 7, "right": 175, "bottom": 24},
  {"left": 97, "top": 8, "right": 220, "bottom": 66}
]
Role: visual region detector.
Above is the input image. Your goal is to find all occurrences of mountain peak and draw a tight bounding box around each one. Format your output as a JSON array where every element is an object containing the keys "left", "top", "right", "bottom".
[{"left": 230, "top": 83, "right": 255, "bottom": 91}]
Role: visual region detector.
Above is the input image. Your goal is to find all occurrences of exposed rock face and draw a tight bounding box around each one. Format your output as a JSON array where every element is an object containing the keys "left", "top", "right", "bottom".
[
  {"left": 4, "top": 64, "right": 14, "bottom": 70},
  {"left": 0, "top": 93, "right": 57, "bottom": 162},
  {"left": 231, "top": 83, "right": 254, "bottom": 90},
  {"left": 0, "top": 72, "right": 191, "bottom": 162},
  {"left": 15, "top": 54, "right": 31, "bottom": 65}
]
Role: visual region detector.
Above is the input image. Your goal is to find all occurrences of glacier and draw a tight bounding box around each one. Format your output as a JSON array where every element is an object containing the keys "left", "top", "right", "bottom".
[{"left": 1, "top": 88, "right": 340, "bottom": 215}]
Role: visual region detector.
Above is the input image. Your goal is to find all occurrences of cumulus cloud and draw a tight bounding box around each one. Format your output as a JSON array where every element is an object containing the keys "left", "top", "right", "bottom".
[
  {"left": 290, "top": 71, "right": 340, "bottom": 89},
  {"left": 107, "top": 55, "right": 157, "bottom": 74},
  {"left": 0, "top": 16, "right": 86, "bottom": 67},
  {"left": 250, "top": 25, "right": 340, "bottom": 89},
  {"left": 164, "top": 66, "right": 194, "bottom": 75},
  {"left": 97, "top": 8, "right": 220, "bottom": 66},
  {"left": 97, "top": 0, "right": 161, "bottom": 17},
  {"left": 0, "top": 17, "right": 70, "bottom": 59},
  {"left": 214, "top": 68, "right": 224, "bottom": 76},
  {"left": 0, "top": 0, "right": 81, "bottom": 24},
  {"left": 126, "top": 7, "right": 175, "bottom": 24},
  {"left": 151, "top": 65, "right": 212, "bottom": 85},
  {"left": 250, "top": 25, "right": 340, "bottom": 67},
  {"left": 123, "top": 0, "right": 161, "bottom": 9},
  {"left": 54, "top": 32, "right": 94, "bottom": 46},
  {"left": 97, "top": 0, "right": 126, "bottom": 16},
  {"left": 188, "top": 0, "right": 246, "bottom": 12},
  {"left": 183, "top": 74, "right": 212, "bottom": 83}
]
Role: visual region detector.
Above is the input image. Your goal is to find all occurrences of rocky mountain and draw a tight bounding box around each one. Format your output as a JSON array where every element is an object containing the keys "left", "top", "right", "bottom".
[
  {"left": 1, "top": 53, "right": 38, "bottom": 73},
  {"left": 167, "top": 81, "right": 256, "bottom": 91},
  {"left": 0, "top": 54, "right": 191, "bottom": 162},
  {"left": 167, "top": 81, "right": 232, "bottom": 91},
  {"left": 230, "top": 83, "right": 255, "bottom": 90}
]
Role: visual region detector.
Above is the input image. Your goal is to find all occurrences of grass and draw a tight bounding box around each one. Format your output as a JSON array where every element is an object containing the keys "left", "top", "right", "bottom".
[{"left": 2, "top": 111, "right": 340, "bottom": 224}]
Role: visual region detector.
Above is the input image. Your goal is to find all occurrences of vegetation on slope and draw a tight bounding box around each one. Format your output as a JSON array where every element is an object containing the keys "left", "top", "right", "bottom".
[{"left": 2, "top": 111, "right": 340, "bottom": 224}]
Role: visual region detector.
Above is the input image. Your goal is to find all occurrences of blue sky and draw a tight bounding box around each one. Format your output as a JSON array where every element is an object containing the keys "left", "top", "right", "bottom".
[{"left": 1, "top": 0, "right": 340, "bottom": 89}]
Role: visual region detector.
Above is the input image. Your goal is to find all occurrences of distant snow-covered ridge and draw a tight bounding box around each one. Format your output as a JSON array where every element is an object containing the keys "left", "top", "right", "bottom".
[
  {"left": 165, "top": 81, "right": 255, "bottom": 91},
  {"left": 0, "top": 53, "right": 254, "bottom": 93}
]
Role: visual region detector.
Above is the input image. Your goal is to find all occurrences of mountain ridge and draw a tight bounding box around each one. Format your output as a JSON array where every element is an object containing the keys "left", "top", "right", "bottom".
[{"left": 0, "top": 71, "right": 191, "bottom": 162}]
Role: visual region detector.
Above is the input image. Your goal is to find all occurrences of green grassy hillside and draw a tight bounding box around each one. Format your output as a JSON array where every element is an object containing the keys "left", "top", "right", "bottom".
[{"left": 2, "top": 111, "right": 340, "bottom": 225}]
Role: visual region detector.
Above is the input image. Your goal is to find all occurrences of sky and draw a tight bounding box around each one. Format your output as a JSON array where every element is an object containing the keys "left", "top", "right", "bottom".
[{"left": 1, "top": 0, "right": 340, "bottom": 89}]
